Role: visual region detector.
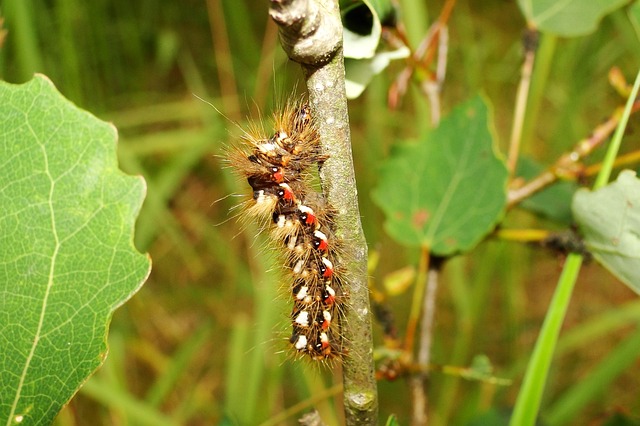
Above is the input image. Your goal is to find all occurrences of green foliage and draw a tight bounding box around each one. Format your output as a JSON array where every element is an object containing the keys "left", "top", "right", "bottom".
[
  {"left": 0, "top": 75, "right": 150, "bottom": 424},
  {"left": 2, "top": 1, "right": 639, "bottom": 425},
  {"left": 573, "top": 170, "right": 640, "bottom": 291},
  {"left": 372, "top": 96, "right": 508, "bottom": 255},
  {"left": 517, "top": 157, "right": 577, "bottom": 225},
  {"left": 518, "top": 0, "right": 629, "bottom": 36},
  {"left": 384, "top": 413, "right": 400, "bottom": 426}
]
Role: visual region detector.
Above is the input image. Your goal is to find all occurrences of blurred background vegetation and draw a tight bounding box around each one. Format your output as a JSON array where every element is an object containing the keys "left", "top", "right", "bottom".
[{"left": 2, "top": 0, "right": 640, "bottom": 424}]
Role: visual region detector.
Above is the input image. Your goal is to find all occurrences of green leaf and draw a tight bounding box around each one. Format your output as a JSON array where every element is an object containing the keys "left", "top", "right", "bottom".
[
  {"left": 572, "top": 169, "right": 640, "bottom": 293},
  {"left": 384, "top": 414, "right": 400, "bottom": 426},
  {"left": 0, "top": 75, "right": 151, "bottom": 424},
  {"left": 517, "top": 0, "right": 628, "bottom": 37},
  {"left": 372, "top": 96, "right": 508, "bottom": 255},
  {"left": 628, "top": 1, "right": 640, "bottom": 42},
  {"left": 517, "top": 157, "right": 577, "bottom": 225},
  {"left": 345, "top": 46, "right": 410, "bottom": 99}
]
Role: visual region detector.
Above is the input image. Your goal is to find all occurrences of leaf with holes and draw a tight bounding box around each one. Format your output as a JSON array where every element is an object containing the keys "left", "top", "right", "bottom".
[
  {"left": 572, "top": 170, "right": 640, "bottom": 293},
  {"left": 0, "top": 75, "right": 151, "bottom": 424},
  {"left": 372, "top": 95, "right": 508, "bottom": 255}
]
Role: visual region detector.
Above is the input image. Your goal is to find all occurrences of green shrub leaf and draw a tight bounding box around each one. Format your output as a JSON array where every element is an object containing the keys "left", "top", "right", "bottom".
[
  {"left": 517, "top": 0, "right": 628, "bottom": 37},
  {"left": 0, "top": 75, "right": 151, "bottom": 424},
  {"left": 572, "top": 170, "right": 640, "bottom": 292},
  {"left": 372, "top": 96, "right": 508, "bottom": 255}
]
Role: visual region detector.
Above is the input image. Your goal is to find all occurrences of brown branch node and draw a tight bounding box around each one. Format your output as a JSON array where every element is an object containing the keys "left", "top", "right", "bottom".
[{"left": 269, "top": 0, "right": 342, "bottom": 65}]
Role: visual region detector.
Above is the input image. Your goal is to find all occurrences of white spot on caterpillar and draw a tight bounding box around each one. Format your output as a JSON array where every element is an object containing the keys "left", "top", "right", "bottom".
[
  {"left": 323, "top": 310, "right": 331, "bottom": 322},
  {"left": 258, "top": 142, "right": 278, "bottom": 153},
  {"left": 322, "top": 257, "right": 333, "bottom": 270},
  {"left": 299, "top": 205, "right": 313, "bottom": 214},
  {"left": 276, "top": 214, "right": 286, "bottom": 227},
  {"left": 294, "top": 334, "right": 308, "bottom": 350},
  {"left": 295, "top": 311, "right": 310, "bottom": 327},
  {"left": 296, "top": 286, "right": 309, "bottom": 300},
  {"left": 294, "top": 260, "right": 305, "bottom": 274},
  {"left": 288, "top": 234, "right": 297, "bottom": 250},
  {"left": 314, "top": 230, "right": 327, "bottom": 242},
  {"left": 325, "top": 285, "right": 336, "bottom": 297}
]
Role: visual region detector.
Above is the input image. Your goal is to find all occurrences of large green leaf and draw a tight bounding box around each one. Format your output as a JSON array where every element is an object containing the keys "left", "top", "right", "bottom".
[
  {"left": 572, "top": 169, "right": 640, "bottom": 293},
  {"left": 372, "top": 96, "right": 508, "bottom": 255},
  {"left": 517, "top": 0, "right": 628, "bottom": 37},
  {"left": 0, "top": 75, "right": 151, "bottom": 424}
]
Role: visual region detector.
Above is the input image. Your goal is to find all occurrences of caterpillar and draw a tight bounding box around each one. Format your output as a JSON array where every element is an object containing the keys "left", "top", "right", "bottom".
[{"left": 228, "top": 100, "right": 345, "bottom": 361}]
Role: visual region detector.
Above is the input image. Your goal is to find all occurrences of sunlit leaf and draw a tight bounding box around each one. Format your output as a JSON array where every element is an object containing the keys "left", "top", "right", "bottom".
[
  {"left": 340, "top": 0, "right": 394, "bottom": 59},
  {"left": 0, "top": 75, "right": 151, "bottom": 424},
  {"left": 517, "top": 0, "right": 628, "bottom": 37},
  {"left": 372, "top": 96, "right": 508, "bottom": 255},
  {"left": 572, "top": 169, "right": 640, "bottom": 293},
  {"left": 345, "top": 46, "right": 410, "bottom": 99}
]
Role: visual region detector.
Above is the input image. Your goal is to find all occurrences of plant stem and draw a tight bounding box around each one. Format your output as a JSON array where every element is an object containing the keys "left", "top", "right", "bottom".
[
  {"left": 509, "top": 253, "right": 582, "bottom": 426},
  {"left": 269, "top": 1, "right": 378, "bottom": 424},
  {"left": 507, "top": 100, "right": 640, "bottom": 207},
  {"left": 510, "top": 68, "right": 640, "bottom": 426},
  {"left": 410, "top": 259, "right": 440, "bottom": 426},
  {"left": 506, "top": 28, "right": 538, "bottom": 177},
  {"left": 594, "top": 68, "right": 640, "bottom": 189}
]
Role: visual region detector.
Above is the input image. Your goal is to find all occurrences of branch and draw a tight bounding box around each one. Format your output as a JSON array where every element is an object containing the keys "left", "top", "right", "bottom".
[
  {"left": 269, "top": 1, "right": 378, "bottom": 425},
  {"left": 507, "top": 100, "right": 640, "bottom": 207}
]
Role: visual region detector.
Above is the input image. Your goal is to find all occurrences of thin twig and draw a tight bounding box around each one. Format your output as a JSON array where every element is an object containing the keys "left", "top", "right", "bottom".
[
  {"left": 421, "top": 25, "right": 448, "bottom": 126},
  {"left": 389, "top": 0, "right": 456, "bottom": 109},
  {"left": 506, "top": 28, "right": 538, "bottom": 177},
  {"left": 269, "top": 1, "right": 378, "bottom": 424},
  {"left": 508, "top": 100, "right": 640, "bottom": 207},
  {"left": 409, "top": 259, "right": 441, "bottom": 426}
]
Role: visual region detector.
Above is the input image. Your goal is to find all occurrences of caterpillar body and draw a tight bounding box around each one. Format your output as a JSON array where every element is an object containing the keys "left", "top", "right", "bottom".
[{"left": 228, "top": 100, "right": 345, "bottom": 361}]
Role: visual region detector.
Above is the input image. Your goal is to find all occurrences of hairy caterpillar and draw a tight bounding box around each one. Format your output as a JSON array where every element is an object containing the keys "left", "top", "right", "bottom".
[{"left": 228, "top": 100, "right": 345, "bottom": 360}]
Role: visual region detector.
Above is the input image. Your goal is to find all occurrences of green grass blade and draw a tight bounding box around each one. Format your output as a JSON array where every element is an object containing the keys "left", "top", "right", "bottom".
[
  {"left": 510, "top": 67, "right": 640, "bottom": 426},
  {"left": 593, "top": 68, "right": 640, "bottom": 189},
  {"left": 145, "top": 322, "right": 213, "bottom": 407},
  {"left": 80, "top": 378, "right": 179, "bottom": 426},
  {"left": 544, "top": 326, "right": 640, "bottom": 425},
  {"left": 508, "top": 253, "right": 583, "bottom": 426},
  {"left": 3, "top": 0, "right": 42, "bottom": 80}
]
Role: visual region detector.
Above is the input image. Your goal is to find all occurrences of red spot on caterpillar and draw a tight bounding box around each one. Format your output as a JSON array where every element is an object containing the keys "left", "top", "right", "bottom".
[
  {"left": 321, "top": 310, "right": 332, "bottom": 330},
  {"left": 321, "top": 257, "right": 334, "bottom": 279},
  {"left": 298, "top": 205, "right": 317, "bottom": 226},
  {"left": 320, "top": 332, "right": 330, "bottom": 349},
  {"left": 278, "top": 183, "right": 295, "bottom": 202},
  {"left": 272, "top": 168, "right": 284, "bottom": 182},
  {"left": 314, "top": 230, "right": 328, "bottom": 251},
  {"left": 324, "top": 284, "right": 336, "bottom": 305}
]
